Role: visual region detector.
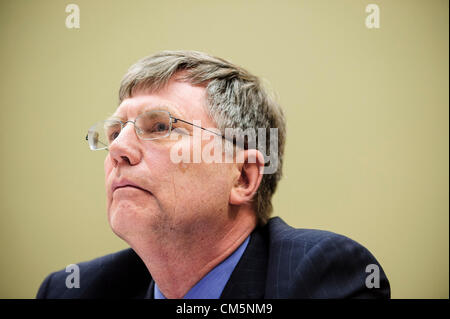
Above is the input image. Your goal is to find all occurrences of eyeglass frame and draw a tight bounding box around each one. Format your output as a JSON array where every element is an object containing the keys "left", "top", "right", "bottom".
[{"left": 85, "top": 109, "right": 235, "bottom": 151}]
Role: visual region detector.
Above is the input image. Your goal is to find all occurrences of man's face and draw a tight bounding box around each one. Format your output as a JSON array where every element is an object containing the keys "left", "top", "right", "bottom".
[{"left": 104, "top": 77, "right": 235, "bottom": 244}]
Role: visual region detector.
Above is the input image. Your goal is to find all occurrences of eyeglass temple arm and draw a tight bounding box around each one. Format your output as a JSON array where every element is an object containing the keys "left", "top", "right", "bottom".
[{"left": 172, "top": 117, "right": 235, "bottom": 144}]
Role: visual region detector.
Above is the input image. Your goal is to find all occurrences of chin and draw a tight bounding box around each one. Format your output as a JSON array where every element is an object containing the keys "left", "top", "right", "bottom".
[
  {"left": 108, "top": 207, "right": 134, "bottom": 239},
  {"left": 108, "top": 204, "right": 166, "bottom": 241}
]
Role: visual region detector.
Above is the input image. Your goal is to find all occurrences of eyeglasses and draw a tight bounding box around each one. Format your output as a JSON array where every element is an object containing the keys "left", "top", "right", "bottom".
[{"left": 86, "top": 110, "right": 226, "bottom": 151}]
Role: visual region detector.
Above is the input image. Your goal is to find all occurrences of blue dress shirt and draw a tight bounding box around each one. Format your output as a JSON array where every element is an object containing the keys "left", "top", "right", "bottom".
[{"left": 154, "top": 235, "right": 250, "bottom": 299}]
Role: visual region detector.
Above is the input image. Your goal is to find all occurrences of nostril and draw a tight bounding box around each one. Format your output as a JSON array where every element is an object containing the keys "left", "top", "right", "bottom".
[{"left": 121, "top": 156, "right": 131, "bottom": 165}]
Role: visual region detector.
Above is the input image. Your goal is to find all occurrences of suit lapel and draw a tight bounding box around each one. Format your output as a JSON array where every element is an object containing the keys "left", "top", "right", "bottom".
[
  {"left": 143, "top": 279, "right": 155, "bottom": 299},
  {"left": 220, "top": 225, "right": 269, "bottom": 299}
]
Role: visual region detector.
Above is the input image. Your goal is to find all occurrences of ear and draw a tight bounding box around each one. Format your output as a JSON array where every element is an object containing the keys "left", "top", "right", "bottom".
[{"left": 229, "top": 149, "right": 265, "bottom": 206}]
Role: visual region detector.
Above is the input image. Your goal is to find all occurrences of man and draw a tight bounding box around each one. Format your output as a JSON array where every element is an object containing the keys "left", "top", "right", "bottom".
[{"left": 37, "top": 50, "right": 390, "bottom": 299}]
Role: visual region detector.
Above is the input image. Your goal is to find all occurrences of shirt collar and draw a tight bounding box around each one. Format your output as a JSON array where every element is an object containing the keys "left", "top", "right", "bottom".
[{"left": 154, "top": 235, "right": 250, "bottom": 299}]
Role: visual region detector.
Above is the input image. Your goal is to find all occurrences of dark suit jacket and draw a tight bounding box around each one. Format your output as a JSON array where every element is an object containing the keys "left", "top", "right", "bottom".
[{"left": 36, "top": 217, "right": 390, "bottom": 298}]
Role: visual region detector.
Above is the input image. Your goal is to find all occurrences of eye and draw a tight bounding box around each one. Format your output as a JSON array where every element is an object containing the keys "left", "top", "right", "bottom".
[
  {"left": 106, "top": 129, "right": 120, "bottom": 142},
  {"left": 152, "top": 122, "right": 169, "bottom": 132},
  {"left": 136, "top": 111, "right": 171, "bottom": 138},
  {"left": 111, "top": 131, "right": 120, "bottom": 140}
]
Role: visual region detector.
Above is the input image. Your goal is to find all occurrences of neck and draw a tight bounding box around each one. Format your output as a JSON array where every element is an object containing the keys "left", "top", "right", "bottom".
[{"left": 128, "top": 206, "right": 257, "bottom": 299}]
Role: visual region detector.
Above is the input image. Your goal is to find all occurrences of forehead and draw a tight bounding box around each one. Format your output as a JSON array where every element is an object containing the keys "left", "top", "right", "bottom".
[{"left": 113, "top": 79, "right": 209, "bottom": 122}]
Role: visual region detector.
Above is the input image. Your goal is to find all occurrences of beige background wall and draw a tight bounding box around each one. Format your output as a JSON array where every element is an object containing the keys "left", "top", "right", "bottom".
[{"left": 0, "top": 0, "right": 448, "bottom": 298}]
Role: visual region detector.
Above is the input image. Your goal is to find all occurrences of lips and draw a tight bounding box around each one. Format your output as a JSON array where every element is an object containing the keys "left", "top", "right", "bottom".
[
  {"left": 111, "top": 179, "right": 151, "bottom": 194},
  {"left": 115, "top": 185, "right": 144, "bottom": 191}
]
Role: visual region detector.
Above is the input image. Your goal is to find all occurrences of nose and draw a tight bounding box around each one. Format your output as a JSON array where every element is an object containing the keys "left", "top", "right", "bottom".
[{"left": 108, "top": 122, "right": 142, "bottom": 167}]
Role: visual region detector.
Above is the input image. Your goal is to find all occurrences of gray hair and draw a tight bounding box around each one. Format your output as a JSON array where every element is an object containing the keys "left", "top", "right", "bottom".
[{"left": 119, "top": 50, "right": 286, "bottom": 225}]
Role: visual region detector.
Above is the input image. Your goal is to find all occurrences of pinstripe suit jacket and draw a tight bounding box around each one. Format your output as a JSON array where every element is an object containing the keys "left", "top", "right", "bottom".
[{"left": 36, "top": 217, "right": 390, "bottom": 299}]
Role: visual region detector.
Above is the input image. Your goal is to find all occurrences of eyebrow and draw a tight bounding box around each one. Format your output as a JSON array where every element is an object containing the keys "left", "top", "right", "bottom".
[{"left": 107, "top": 104, "right": 183, "bottom": 122}]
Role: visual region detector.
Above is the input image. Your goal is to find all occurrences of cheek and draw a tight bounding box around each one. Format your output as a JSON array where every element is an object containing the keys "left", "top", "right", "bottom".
[{"left": 172, "top": 162, "right": 233, "bottom": 207}]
